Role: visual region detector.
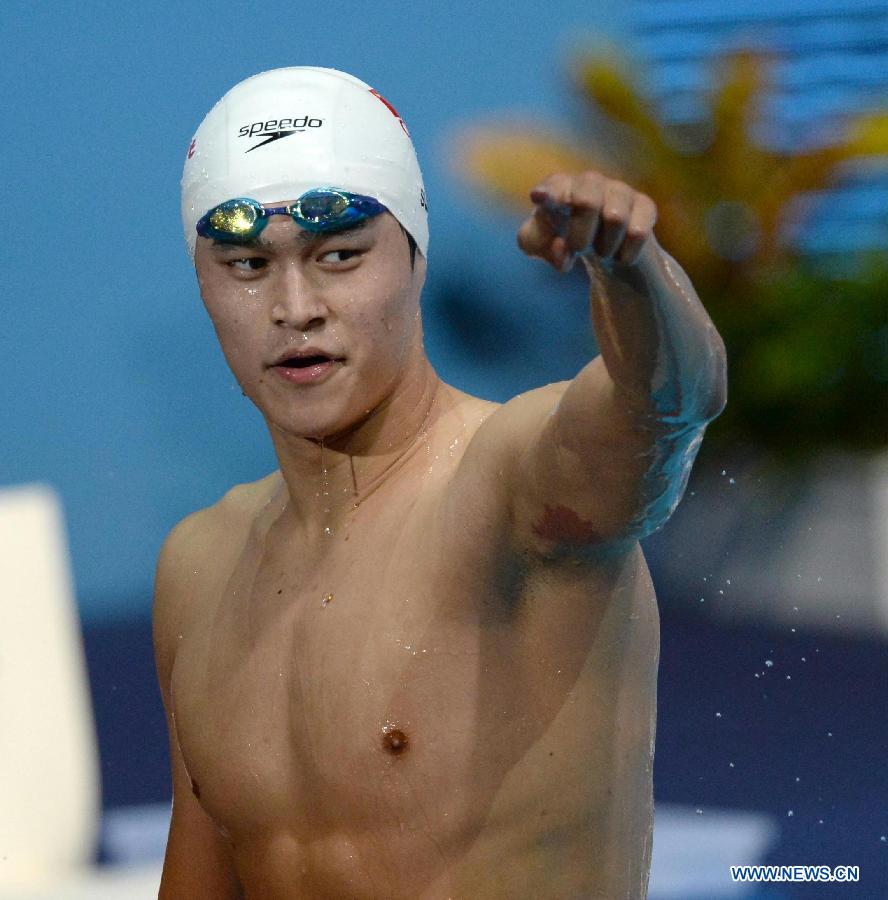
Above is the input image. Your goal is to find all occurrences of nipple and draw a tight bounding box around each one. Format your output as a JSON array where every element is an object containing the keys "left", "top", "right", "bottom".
[{"left": 381, "top": 724, "right": 410, "bottom": 756}]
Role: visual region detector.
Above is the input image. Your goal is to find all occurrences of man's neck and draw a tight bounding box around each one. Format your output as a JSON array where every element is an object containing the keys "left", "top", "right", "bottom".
[{"left": 267, "top": 360, "right": 442, "bottom": 540}]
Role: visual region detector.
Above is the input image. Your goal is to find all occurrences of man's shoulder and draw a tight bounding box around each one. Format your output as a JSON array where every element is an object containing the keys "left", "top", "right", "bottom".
[
  {"left": 156, "top": 472, "right": 280, "bottom": 588},
  {"left": 152, "top": 472, "right": 281, "bottom": 647}
]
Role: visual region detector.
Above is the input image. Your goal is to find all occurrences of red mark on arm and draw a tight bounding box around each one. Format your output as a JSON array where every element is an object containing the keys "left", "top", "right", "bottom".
[{"left": 531, "top": 504, "right": 603, "bottom": 545}]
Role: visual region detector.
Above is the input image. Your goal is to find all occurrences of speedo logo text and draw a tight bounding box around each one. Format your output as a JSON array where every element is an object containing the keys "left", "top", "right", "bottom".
[{"left": 238, "top": 116, "right": 324, "bottom": 152}]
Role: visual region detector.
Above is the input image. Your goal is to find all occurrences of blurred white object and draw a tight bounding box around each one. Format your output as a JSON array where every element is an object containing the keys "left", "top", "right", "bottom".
[
  {"left": 101, "top": 803, "right": 171, "bottom": 867},
  {"left": 646, "top": 448, "right": 888, "bottom": 635},
  {"left": 649, "top": 804, "right": 780, "bottom": 898},
  {"left": 0, "top": 864, "right": 162, "bottom": 900},
  {"left": 0, "top": 484, "right": 100, "bottom": 888}
]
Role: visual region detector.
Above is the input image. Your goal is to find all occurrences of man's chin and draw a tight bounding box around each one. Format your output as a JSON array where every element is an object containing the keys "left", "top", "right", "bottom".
[{"left": 262, "top": 407, "right": 362, "bottom": 445}]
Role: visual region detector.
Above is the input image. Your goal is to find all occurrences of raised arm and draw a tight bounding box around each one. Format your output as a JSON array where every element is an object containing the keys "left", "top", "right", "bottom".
[{"left": 463, "top": 171, "right": 727, "bottom": 556}]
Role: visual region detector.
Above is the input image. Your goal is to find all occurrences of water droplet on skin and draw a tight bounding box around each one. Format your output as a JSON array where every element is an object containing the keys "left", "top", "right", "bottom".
[{"left": 322, "top": 592, "right": 333, "bottom": 607}]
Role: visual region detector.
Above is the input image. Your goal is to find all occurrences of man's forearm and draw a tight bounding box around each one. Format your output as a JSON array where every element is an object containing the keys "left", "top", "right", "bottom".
[{"left": 583, "top": 237, "right": 727, "bottom": 427}]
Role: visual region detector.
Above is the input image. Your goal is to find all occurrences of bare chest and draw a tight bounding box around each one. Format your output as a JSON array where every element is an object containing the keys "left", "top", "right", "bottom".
[
  {"left": 172, "top": 492, "right": 522, "bottom": 822},
  {"left": 170, "top": 487, "right": 657, "bottom": 894}
]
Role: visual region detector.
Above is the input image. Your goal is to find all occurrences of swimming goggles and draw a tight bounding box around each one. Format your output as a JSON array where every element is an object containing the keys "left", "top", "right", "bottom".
[{"left": 195, "top": 189, "right": 387, "bottom": 243}]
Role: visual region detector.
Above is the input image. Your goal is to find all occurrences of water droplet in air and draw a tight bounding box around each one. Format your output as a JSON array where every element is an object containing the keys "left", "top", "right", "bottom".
[
  {"left": 715, "top": 711, "right": 722, "bottom": 718},
  {"left": 787, "top": 810, "right": 794, "bottom": 817},
  {"left": 695, "top": 808, "right": 703, "bottom": 815},
  {"left": 764, "top": 659, "right": 774, "bottom": 667}
]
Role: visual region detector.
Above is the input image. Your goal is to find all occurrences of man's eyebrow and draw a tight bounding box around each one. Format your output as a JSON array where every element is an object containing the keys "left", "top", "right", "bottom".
[{"left": 210, "top": 217, "right": 373, "bottom": 251}]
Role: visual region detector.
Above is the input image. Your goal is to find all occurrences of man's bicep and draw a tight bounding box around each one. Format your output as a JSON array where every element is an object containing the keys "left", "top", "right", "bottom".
[
  {"left": 476, "top": 359, "right": 689, "bottom": 551},
  {"left": 152, "top": 519, "right": 243, "bottom": 899}
]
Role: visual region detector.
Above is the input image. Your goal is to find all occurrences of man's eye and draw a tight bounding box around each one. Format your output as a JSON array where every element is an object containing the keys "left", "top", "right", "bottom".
[
  {"left": 320, "top": 249, "right": 360, "bottom": 264},
  {"left": 227, "top": 257, "right": 267, "bottom": 271}
]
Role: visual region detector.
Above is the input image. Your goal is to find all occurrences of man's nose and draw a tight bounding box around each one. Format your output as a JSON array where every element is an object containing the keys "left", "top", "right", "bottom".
[{"left": 270, "top": 264, "right": 327, "bottom": 331}]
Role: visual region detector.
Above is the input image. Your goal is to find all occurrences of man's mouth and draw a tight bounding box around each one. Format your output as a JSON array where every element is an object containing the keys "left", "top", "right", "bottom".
[
  {"left": 270, "top": 350, "right": 342, "bottom": 384},
  {"left": 278, "top": 354, "right": 333, "bottom": 368}
]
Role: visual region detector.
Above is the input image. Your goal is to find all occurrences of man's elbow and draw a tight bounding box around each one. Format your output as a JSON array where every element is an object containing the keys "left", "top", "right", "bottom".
[
  {"left": 705, "top": 331, "right": 729, "bottom": 416},
  {"left": 690, "top": 338, "right": 728, "bottom": 425}
]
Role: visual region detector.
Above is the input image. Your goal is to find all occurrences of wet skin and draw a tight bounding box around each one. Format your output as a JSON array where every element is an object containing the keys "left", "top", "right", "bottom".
[{"left": 154, "top": 205, "right": 682, "bottom": 898}]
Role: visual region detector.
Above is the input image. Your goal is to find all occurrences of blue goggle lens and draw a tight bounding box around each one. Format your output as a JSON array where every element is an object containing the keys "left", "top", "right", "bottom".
[{"left": 196, "top": 190, "right": 386, "bottom": 242}]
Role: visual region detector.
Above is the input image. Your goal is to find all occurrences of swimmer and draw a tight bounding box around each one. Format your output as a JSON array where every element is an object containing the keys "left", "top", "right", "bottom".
[{"left": 154, "top": 67, "right": 727, "bottom": 899}]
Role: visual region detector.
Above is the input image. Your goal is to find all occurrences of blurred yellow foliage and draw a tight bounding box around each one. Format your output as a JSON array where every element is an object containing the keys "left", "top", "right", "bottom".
[
  {"left": 455, "top": 47, "right": 888, "bottom": 457},
  {"left": 458, "top": 48, "right": 888, "bottom": 298}
]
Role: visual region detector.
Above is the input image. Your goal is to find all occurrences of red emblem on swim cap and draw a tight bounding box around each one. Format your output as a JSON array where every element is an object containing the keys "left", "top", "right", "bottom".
[
  {"left": 187, "top": 138, "right": 196, "bottom": 160},
  {"left": 369, "top": 89, "right": 410, "bottom": 136}
]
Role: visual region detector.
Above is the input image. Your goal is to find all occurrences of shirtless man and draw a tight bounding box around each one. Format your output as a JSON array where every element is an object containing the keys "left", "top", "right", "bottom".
[{"left": 154, "top": 67, "right": 727, "bottom": 899}]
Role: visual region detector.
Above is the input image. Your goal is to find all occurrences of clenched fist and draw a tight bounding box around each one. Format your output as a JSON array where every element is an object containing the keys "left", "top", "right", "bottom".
[{"left": 517, "top": 171, "right": 658, "bottom": 271}]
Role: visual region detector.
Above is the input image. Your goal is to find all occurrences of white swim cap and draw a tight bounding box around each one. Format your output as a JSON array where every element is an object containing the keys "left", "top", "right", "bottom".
[{"left": 181, "top": 67, "right": 428, "bottom": 258}]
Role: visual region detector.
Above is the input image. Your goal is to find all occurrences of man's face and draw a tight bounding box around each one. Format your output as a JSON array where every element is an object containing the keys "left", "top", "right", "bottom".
[{"left": 194, "top": 206, "right": 427, "bottom": 441}]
